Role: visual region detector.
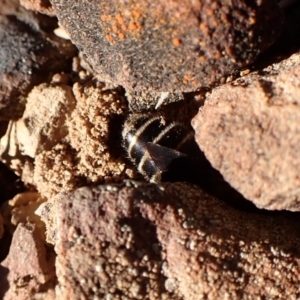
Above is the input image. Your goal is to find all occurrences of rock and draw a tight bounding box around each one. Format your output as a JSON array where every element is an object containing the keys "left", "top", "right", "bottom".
[
  {"left": 1, "top": 0, "right": 20, "bottom": 16},
  {"left": 32, "top": 79, "right": 134, "bottom": 199},
  {"left": 44, "top": 182, "right": 300, "bottom": 299},
  {"left": 0, "top": 223, "right": 56, "bottom": 300},
  {"left": 192, "top": 52, "right": 300, "bottom": 211},
  {"left": 0, "top": 231, "right": 12, "bottom": 263},
  {"left": 0, "top": 72, "right": 135, "bottom": 199},
  {"left": 19, "top": 0, "right": 55, "bottom": 16},
  {"left": 51, "top": 0, "right": 283, "bottom": 94},
  {"left": 66, "top": 80, "right": 129, "bottom": 183},
  {"left": 0, "top": 82, "right": 76, "bottom": 186},
  {"left": 33, "top": 143, "right": 80, "bottom": 200},
  {"left": 0, "top": 192, "right": 47, "bottom": 241},
  {"left": 15, "top": 83, "right": 76, "bottom": 158},
  {"left": 125, "top": 90, "right": 184, "bottom": 111},
  {"left": 0, "top": 14, "right": 76, "bottom": 120}
]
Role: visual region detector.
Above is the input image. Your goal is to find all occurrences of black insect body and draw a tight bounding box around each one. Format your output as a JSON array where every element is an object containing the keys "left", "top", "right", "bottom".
[
  {"left": 122, "top": 113, "right": 201, "bottom": 183},
  {"left": 123, "top": 113, "right": 258, "bottom": 212}
]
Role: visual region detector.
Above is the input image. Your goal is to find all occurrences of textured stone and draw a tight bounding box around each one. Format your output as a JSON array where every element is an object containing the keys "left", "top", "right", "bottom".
[
  {"left": 51, "top": 0, "right": 283, "bottom": 93},
  {"left": 0, "top": 14, "right": 76, "bottom": 120},
  {"left": 0, "top": 223, "right": 56, "bottom": 300},
  {"left": 1, "top": 0, "right": 20, "bottom": 16},
  {"left": 43, "top": 182, "right": 300, "bottom": 299},
  {"left": 0, "top": 75, "right": 135, "bottom": 199},
  {"left": 19, "top": 0, "right": 55, "bottom": 16},
  {"left": 32, "top": 79, "right": 133, "bottom": 198},
  {"left": 192, "top": 52, "right": 300, "bottom": 211},
  {"left": 125, "top": 90, "right": 184, "bottom": 111},
  {"left": 15, "top": 83, "right": 76, "bottom": 158},
  {"left": 1, "top": 192, "right": 47, "bottom": 241}
]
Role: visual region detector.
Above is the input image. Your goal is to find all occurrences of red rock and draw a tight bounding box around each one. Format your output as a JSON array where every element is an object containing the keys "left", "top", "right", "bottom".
[
  {"left": 0, "top": 223, "right": 56, "bottom": 300},
  {"left": 192, "top": 52, "right": 300, "bottom": 211},
  {"left": 45, "top": 182, "right": 300, "bottom": 299}
]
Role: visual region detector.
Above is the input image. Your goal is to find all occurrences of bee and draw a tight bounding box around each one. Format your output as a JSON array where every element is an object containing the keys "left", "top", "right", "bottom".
[
  {"left": 122, "top": 112, "right": 258, "bottom": 212},
  {"left": 122, "top": 113, "right": 201, "bottom": 183}
]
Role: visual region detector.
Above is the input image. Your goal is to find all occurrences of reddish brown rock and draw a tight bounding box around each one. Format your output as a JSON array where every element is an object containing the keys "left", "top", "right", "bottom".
[
  {"left": 0, "top": 14, "right": 76, "bottom": 120},
  {"left": 51, "top": 0, "right": 283, "bottom": 94},
  {"left": 43, "top": 182, "right": 300, "bottom": 299},
  {"left": 0, "top": 223, "right": 56, "bottom": 300},
  {"left": 192, "top": 52, "right": 300, "bottom": 211}
]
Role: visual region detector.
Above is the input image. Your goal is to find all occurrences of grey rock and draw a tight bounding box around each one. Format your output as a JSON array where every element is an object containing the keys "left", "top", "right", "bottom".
[{"left": 51, "top": 0, "right": 283, "bottom": 93}]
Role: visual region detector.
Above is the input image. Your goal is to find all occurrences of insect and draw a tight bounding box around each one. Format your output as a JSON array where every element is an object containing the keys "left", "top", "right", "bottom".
[
  {"left": 122, "top": 113, "right": 201, "bottom": 183},
  {"left": 122, "top": 112, "right": 258, "bottom": 212}
]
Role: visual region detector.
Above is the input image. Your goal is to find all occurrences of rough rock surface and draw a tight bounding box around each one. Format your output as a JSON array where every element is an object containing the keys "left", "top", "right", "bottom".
[
  {"left": 1, "top": 192, "right": 47, "bottom": 241},
  {"left": 41, "top": 182, "right": 300, "bottom": 299},
  {"left": 33, "top": 79, "right": 134, "bottom": 198},
  {"left": 0, "top": 13, "right": 76, "bottom": 120},
  {"left": 192, "top": 52, "right": 300, "bottom": 211},
  {"left": 125, "top": 90, "right": 184, "bottom": 111},
  {"left": 1, "top": 0, "right": 20, "bottom": 16},
  {"left": 0, "top": 75, "right": 136, "bottom": 199},
  {"left": 20, "top": 0, "right": 55, "bottom": 16},
  {"left": 51, "top": 0, "right": 283, "bottom": 93},
  {"left": 15, "top": 83, "right": 76, "bottom": 158},
  {"left": 0, "top": 223, "right": 56, "bottom": 300}
]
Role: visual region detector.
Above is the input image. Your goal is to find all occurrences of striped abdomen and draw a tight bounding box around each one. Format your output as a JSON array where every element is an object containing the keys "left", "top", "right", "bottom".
[{"left": 122, "top": 113, "right": 200, "bottom": 183}]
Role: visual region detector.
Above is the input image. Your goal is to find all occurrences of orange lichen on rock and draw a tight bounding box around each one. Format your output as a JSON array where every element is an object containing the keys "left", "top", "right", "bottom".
[
  {"left": 52, "top": 0, "right": 283, "bottom": 92},
  {"left": 172, "top": 38, "right": 181, "bottom": 46},
  {"left": 99, "top": 6, "right": 144, "bottom": 43}
]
